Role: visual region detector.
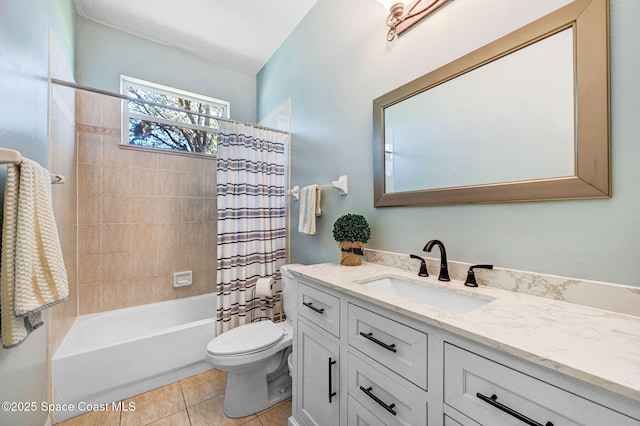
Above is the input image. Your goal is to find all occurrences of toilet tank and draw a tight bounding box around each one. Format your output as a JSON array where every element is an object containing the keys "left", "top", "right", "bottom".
[{"left": 281, "top": 264, "right": 303, "bottom": 322}]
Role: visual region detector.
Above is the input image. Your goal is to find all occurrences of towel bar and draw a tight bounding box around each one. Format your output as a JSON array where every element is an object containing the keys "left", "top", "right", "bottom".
[
  {"left": 288, "top": 175, "right": 348, "bottom": 200},
  {"left": 0, "top": 148, "right": 65, "bottom": 184}
]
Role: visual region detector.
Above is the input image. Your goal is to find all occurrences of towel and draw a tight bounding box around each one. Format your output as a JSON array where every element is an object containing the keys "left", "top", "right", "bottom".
[
  {"left": 298, "top": 184, "right": 321, "bottom": 235},
  {"left": 1, "top": 159, "right": 69, "bottom": 348}
]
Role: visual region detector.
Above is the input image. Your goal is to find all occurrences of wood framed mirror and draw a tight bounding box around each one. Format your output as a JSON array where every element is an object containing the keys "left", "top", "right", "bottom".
[{"left": 373, "top": 0, "right": 609, "bottom": 207}]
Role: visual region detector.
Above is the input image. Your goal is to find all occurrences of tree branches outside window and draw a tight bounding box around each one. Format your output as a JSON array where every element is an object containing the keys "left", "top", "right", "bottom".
[{"left": 122, "top": 77, "right": 230, "bottom": 156}]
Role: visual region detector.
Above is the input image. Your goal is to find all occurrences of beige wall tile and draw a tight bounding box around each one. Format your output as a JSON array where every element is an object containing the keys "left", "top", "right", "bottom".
[
  {"left": 78, "top": 194, "right": 101, "bottom": 224},
  {"left": 101, "top": 252, "right": 131, "bottom": 282},
  {"left": 130, "top": 248, "right": 158, "bottom": 279},
  {"left": 131, "top": 196, "right": 158, "bottom": 223},
  {"left": 157, "top": 153, "right": 198, "bottom": 172},
  {"left": 101, "top": 224, "right": 131, "bottom": 253},
  {"left": 101, "top": 280, "right": 127, "bottom": 311},
  {"left": 78, "top": 224, "right": 101, "bottom": 255},
  {"left": 102, "top": 195, "right": 131, "bottom": 224},
  {"left": 182, "top": 172, "right": 204, "bottom": 198},
  {"left": 156, "top": 197, "right": 182, "bottom": 223},
  {"left": 130, "top": 277, "right": 165, "bottom": 305},
  {"left": 78, "top": 163, "right": 101, "bottom": 194},
  {"left": 157, "top": 223, "right": 180, "bottom": 250},
  {"left": 183, "top": 198, "right": 204, "bottom": 223},
  {"left": 131, "top": 223, "right": 160, "bottom": 249},
  {"left": 131, "top": 168, "right": 158, "bottom": 196},
  {"left": 100, "top": 96, "right": 122, "bottom": 130},
  {"left": 78, "top": 285, "right": 102, "bottom": 315},
  {"left": 203, "top": 170, "right": 217, "bottom": 198},
  {"left": 76, "top": 91, "right": 102, "bottom": 127},
  {"left": 102, "top": 166, "right": 131, "bottom": 195},
  {"left": 131, "top": 149, "right": 158, "bottom": 169},
  {"left": 77, "top": 132, "right": 102, "bottom": 165},
  {"left": 204, "top": 198, "right": 217, "bottom": 222},
  {"left": 78, "top": 253, "right": 102, "bottom": 285},
  {"left": 75, "top": 99, "right": 220, "bottom": 314},
  {"left": 158, "top": 249, "right": 188, "bottom": 278},
  {"left": 102, "top": 135, "right": 131, "bottom": 168},
  {"left": 156, "top": 169, "right": 182, "bottom": 197}
]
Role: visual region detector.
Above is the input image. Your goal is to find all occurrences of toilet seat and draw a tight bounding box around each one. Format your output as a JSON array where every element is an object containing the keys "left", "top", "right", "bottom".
[{"left": 207, "top": 321, "right": 284, "bottom": 356}]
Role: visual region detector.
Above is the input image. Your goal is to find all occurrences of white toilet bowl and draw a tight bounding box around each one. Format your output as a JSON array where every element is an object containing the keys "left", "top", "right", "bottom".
[{"left": 205, "top": 264, "right": 301, "bottom": 418}]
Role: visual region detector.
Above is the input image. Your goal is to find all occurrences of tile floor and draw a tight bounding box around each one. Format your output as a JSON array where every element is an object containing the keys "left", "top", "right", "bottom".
[{"left": 55, "top": 368, "right": 291, "bottom": 426}]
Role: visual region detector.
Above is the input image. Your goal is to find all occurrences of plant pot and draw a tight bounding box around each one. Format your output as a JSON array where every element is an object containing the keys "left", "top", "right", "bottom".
[{"left": 339, "top": 241, "right": 364, "bottom": 266}]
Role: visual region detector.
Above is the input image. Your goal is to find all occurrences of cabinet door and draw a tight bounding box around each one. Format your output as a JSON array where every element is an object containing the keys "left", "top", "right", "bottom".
[
  {"left": 297, "top": 319, "right": 340, "bottom": 426},
  {"left": 348, "top": 396, "right": 387, "bottom": 426}
]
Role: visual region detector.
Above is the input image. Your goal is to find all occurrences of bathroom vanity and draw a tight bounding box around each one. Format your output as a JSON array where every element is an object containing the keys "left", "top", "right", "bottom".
[{"left": 288, "top": 262, "right": 640, "bottom": 425}]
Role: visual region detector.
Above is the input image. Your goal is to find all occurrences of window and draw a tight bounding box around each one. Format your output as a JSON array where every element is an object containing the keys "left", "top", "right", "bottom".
[{"left": 121, "top": 76, "right": 230, "bottom": 156}]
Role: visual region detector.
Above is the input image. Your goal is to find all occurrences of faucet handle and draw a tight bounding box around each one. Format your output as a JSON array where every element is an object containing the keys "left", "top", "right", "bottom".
[
  {"left": 464, "top": 264, "right": 493, "bottom": 287},
  {"left": 410, "top": 254, "right": 429, "bottom": 277}
]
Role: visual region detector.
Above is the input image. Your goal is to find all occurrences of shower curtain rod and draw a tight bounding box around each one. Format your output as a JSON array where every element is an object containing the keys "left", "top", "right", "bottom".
[{"left": 50, "top": 78, "right": 290, "bottom": 135}]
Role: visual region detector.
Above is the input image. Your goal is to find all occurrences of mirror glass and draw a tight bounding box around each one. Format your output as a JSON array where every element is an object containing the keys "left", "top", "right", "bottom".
[
  {"left": 384, "top": 29, "right": 574, "bottom": 193},
  {"left": 373, "top": 0, "right": 609, "bottom": 207}
]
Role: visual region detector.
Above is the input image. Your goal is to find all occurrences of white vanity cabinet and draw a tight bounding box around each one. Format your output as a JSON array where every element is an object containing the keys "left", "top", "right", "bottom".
[
  {"left": 296, "top": 319, "right": 340, "bottom": 426},
  {"left": 291, "top": 276, "right": 640, "bottom": 426},
  {"left": 295, "top": 283, "right": 341, "bottom": 426},
  {"left": 443, "top": 343, "right": 639, "bottom": 426},
  {"left": 346, "top": 303, "right": 430, "bottom": 425}
]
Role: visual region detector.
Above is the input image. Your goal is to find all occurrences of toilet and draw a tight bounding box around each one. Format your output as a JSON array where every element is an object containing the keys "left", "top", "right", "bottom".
[{"left": 206, "top": 264, "right": 301, "bottom": 418}]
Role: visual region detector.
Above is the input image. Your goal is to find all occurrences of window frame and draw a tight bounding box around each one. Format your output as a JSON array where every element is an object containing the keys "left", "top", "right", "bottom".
[{"left": 120, "top": 75, "right": 231, "bottom": 156}]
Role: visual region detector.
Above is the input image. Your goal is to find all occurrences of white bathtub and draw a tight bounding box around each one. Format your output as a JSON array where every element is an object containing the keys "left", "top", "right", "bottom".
[{"left": 52, "top": 293, "right": 216, "bottom": 422}]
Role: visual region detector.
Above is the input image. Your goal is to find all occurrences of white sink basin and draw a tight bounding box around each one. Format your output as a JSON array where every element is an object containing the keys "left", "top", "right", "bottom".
[{"left": 362, "top": 276, "right": 491, "bottom": 314}]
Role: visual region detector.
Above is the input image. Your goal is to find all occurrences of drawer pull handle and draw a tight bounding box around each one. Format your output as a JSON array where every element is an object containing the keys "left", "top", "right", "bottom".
[
  {"left": 476, "top": 393, "right": 554, "bottom": 426},
  {"left": 303, "top": 301, "right": 324, "bottom": 314},
  {"left": 359, "top": 386, "right": 397, "bottom": 416},
  {"left": 359, "top": 332, "right": 397, "bottom": 353},
  {"left": 328, "top": 357, "right": 337, "bottom": 403}
]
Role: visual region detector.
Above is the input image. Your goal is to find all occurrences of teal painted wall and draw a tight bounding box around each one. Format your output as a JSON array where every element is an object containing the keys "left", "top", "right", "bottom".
[
  {"left": 0, "top": 0, "right": 76, "bottom": 424},
  {"left": 258, "top": 0, "right": 640, "bottom": 286},
  {"left": 76, "top": 17, "right": 258, "bottom": 123}
]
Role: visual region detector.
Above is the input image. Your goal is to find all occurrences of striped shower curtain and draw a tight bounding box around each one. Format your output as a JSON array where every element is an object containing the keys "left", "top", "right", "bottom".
[{"left": 216, "top": 121, "right": 288, "bottom": 335}]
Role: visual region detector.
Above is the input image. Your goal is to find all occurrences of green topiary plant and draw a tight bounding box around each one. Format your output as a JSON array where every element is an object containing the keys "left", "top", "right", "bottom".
[
  {"left": 332, "top": 214, "right": 371, "bottom": 266},
  {"left": 332, "top": 214, "right": 371, "bottom": 243}
]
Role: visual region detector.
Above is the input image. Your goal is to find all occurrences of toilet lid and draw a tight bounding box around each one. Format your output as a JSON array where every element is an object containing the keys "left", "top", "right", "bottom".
[{"left": 207, "top": 321, "right": 284, "bottom": 356}]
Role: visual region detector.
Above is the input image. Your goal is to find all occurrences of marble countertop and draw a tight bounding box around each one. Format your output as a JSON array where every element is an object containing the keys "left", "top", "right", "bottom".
[{"left": 290, "top": 262, "right": 640, "bottom": 403}]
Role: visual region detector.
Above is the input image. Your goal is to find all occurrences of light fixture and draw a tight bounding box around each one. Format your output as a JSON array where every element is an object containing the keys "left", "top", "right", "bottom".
[{"left": 377, "top": 0, "right": 452, "bottom": 41}]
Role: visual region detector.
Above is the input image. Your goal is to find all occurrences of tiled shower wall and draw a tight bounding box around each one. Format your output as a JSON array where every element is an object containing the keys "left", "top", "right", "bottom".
[
  {"left": 48, "top": 83, "right": 78, "bottom": 354},
  {"left": 76, "top": 91, "right": 217, "bottom": 314}
]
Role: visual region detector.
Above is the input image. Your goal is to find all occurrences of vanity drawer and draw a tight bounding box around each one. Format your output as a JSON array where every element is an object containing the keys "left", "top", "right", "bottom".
[
  {"left": 348, "top": 303, "right": 428, "bottom": 390},
  {"left": 348, "top": 352, "right": 428, "bottom": 426},
  {"left": 444, "top": 344, "right": 638, "bottom": 426},
  {"left": 298, "top": 282, "right": 340, "bottom": 337},
  {"left": 348, "top": 395, "right": 386, "bottom": 426},
  {"left": 444, "top": 415, "right": 465, "bottom": 426}
]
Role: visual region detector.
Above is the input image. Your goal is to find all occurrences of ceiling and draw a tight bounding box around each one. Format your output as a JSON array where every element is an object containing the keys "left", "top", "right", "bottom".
[{"left": 73, "top": 0, "right": 318, "bottom": 74}]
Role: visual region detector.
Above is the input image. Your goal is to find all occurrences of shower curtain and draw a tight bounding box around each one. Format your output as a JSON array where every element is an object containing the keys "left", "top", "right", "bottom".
[{"left": 216, "top": 121, "right": 288, "bottom": 335}]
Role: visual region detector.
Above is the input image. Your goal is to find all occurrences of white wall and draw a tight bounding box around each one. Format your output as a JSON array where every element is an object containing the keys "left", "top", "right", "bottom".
[
  {"left": 76, "top": 17, "right": 258, "bottom": 123},
  {"left": 258, "top": 0, "right": 640, "bottom": 286}
]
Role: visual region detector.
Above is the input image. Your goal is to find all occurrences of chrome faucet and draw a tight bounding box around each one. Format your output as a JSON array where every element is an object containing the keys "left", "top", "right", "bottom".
[{"left": 423, "top": 239, "right": 450, "bottom": 282}]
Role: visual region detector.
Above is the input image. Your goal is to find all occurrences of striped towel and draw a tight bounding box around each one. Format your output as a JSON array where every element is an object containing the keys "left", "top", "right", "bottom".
[
  {"left": 1, "top": 159, "right": 69, "bottom": 348},
  {"left": 298, "top": 185, "right": 321, "bottom": 235}
]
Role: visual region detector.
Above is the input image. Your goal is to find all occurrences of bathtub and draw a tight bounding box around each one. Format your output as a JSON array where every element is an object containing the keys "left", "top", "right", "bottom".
[{"left": 52, "top": 293, "right": 216, "bottom": 422}]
